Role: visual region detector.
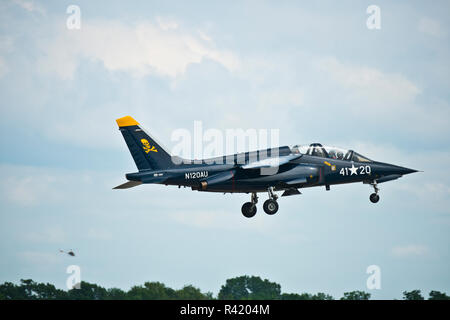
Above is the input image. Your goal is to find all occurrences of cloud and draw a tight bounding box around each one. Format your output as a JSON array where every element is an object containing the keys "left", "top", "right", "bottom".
[
  {"left": 86, "top": 228, "right": 113, "bottom": 241},
  {"left": 23, "top": 226, "right": 67, "bottom": 244},
  {"left": 307, "top": 56, "right": 450, "bottom": 139},
  {"left": 418, "top": 17, "right": 446, "bottom": 38},
  {"left": 317, "top": 57, "right": 421, "bottom": 106},
  {"left": 2, "top": 176, "right": 49, "bottom": 206},
  {"left": 0, "top": 56, "right": 7, "bottom": 77},
  {"left": 0, "top": 36, "right": 12, "bottom": 78},
  {"left": 11, "top": 0, "right": 45, "bottom": 15},
  {"left": 257, "top": 89, "right": 304, "bottom": 109},
  {"left": 17, "top": 251, "right": 59, "bottom": 265},
  {"left": 168, "top": 209, "right": 272, "bottom": 232},
  {"left": 391, "top": 245, "right": 429, "bottom": 258},
  {"left": 1, "top": 174, "right": 61, "bottom": 207},
  {"left": 392, "top": 181, "right": 450, "bottom": 215},
  {"left": 39, "top": 19, "right": 239, "bottom": 79},
  {"left": 0, "top": 36, "right": 14, "bottom": 52},
  {"left": 155, "top": 17, "right": 179, "bottom": 31},
  {"left": 0, "top": 164, "right": 95, "bottom": 207}
]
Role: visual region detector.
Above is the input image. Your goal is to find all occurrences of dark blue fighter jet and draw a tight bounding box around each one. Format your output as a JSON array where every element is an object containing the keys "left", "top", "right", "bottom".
[{"left": 114, "top": 116, "right": 418, "bottom": 218}]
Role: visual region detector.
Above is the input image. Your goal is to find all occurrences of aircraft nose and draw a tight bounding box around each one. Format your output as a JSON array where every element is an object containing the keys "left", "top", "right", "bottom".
[
  {"left": 374, "top": 162, "right": 419, "bottom": 176},
  {"left": 392, "top": 165, "right": 418, "bottom": 175}
]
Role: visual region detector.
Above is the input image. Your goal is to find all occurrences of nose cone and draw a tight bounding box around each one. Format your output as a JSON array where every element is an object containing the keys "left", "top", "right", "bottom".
[
  {"left": 397, "top": 166, "right": 418, "bottom": 175},
  {"left": 385, "top": 164, "right": 418, "bottom": 176},
  {"left": 372, "top": 161, "right": 419, "bottom": 176}
]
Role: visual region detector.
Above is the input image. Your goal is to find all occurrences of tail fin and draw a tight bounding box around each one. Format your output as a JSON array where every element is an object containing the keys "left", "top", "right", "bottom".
[{"left": 116, "top": 116, "right": 173, "bottom": 171}]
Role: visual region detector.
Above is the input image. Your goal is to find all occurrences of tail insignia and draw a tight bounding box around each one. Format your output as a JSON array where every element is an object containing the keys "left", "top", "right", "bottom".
[{"left": 141, "top": 139, "right": 158, "bottom": 153}]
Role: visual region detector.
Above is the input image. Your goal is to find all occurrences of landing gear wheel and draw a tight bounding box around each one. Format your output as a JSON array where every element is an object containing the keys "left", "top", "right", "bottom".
[
  {"left": 370, "top": 193, "right": 380, "bottom": 203},
  {"left": 242, "top": 202, "right": 257, "bottom": 218},
  {"left": 263, "top": 199, "right": 279, "bottom": 215}
]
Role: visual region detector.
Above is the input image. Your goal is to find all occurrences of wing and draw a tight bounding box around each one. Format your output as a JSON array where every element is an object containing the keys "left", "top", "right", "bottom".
[{"left": 241, "top": 154, "right": 302, "bottom": 170}]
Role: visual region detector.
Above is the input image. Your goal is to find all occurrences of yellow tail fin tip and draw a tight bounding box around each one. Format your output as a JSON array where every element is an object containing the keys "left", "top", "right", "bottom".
[{"left": 116, "top": 116, "right": 139, "bottom": 127}]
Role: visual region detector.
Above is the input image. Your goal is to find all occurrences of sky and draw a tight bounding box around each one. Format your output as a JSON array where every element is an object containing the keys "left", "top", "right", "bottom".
[{"left": 0, "top": 0, "right": 449, "bottom": 299}]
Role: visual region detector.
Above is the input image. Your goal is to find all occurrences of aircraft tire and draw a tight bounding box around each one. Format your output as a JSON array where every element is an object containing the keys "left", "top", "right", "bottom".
[
  {"left": 263, "top": 199, "right": 279, "bottom": 215},
  {"left": 370, "top": 193, "right": 380, "bottom": 203},
  {"left": 242, "top": 202, "right": 257, "bottom": 218}
]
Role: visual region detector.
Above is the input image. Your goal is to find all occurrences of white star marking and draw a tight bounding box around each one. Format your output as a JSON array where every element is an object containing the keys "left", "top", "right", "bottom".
[{"left": 349, "top": 164, "right": 358, "bottom": 175}]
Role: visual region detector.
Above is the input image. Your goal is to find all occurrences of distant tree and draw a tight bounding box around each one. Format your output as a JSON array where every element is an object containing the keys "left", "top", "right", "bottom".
[
  {"left": 280, "top": 293, "right": 311, "bottom": 300},
  {"left": 127, "top": 282, "right": 176, "bottom": 300},
  {"left": 175, "top": 285, "right": 210, "bottom": 300},
  {"left": 428, "top": 291, "right": 450, "bottom": 300},
  {"left": 312, "top": 292, "right": 334, "bottom": 300},
  {"left": 204, "top": 292, "right": 215, "bottom": 300},
  {"left": 403, "top": 290, "right": 424, "bottom": 300},
  {"left": 281, "top": 292, "right": 334, "bottom": 300},
  {"left": 106, "top": 288, "right": 127, "bottom": 300},
  {"left": 0, "top": 282, "right": 28, "bottom": 300},
  {"left": 341, "top": 291, "right": 371, "bottom": 300},
  {"left": 67, "top": 281, "right": 108, "bottom": 300},
  {"left": 2, "top": 277, "right": 447, "bottom": 301},
  {"left": 218, "top": 276, "right": 281, "bottom": 300},
  {"left": 28, "top": 282, "right": 66, "bottom": 299},
  {"left": 246, "top": 276, "right": 281, "bottom": 300},
  {"left": 281, "top": 293, "right": 312, "bottom": 300},
  {"left": 19, "top": 279, "right": 38, "bottom": 299},
  {"left": 0, "top": 280, "right": 67, "bottom": 300},
  {"left": 218, "top": 276, "right": 248, "bottom": 300}
]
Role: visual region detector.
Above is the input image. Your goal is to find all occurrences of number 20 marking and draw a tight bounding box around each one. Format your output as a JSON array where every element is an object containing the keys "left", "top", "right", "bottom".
[{"left": 359, "top": 165, "right": 371, "bottom": 174}]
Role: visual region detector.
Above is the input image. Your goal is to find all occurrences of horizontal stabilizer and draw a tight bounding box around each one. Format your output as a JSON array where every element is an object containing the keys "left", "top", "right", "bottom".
[{"left": 113, "top": 180, "right": 143, "bottom": 189}]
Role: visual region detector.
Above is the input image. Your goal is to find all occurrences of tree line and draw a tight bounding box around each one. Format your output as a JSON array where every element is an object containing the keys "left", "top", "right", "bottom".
[{"left": 0, "top": 275, "right": 448, "bottom": 300}]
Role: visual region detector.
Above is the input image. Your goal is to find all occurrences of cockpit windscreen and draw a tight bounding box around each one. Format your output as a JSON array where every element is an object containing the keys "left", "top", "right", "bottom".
[{"left": 291, "top": 144, "right": 372, "bottom": 162}]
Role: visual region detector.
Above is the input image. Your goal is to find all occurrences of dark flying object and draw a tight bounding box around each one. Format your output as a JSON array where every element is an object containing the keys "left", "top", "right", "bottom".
[
  {"left": 114, "top": 116, "right": 418, "bottom": 218},
  {"left": 59, "top": 249, "right": 75, "bottom": 257}
]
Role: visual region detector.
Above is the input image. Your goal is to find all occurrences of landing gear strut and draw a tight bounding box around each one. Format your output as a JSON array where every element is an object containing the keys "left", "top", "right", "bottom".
[
  {"left": 263, "top": 187, "right": 279, "bottom": 215},
  {"left": 241, "top": 192, "right": 258, "bottom": 218},
  {"left": 369, "top": 181, "right": 380, "bottom": 203}
]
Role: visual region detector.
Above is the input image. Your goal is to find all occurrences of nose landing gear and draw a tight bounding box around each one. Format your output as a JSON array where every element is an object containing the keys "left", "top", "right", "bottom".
[{"left": 369, "top": 181, "right": 380, "bottom": 203}]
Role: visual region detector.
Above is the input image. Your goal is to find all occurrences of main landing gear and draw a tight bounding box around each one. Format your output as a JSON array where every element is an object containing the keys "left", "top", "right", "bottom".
[
  {"left": 263, "top": 187, "right": 279, "bottom": 215},
  {"left": 369, "top": 181, "right": 380, "bottom": 203},
  {"left": 241, "top": 187, "right": 279, "bottom": 218},
  {"left": 241, "top": 193, "right": 258, "bottom": 218}
]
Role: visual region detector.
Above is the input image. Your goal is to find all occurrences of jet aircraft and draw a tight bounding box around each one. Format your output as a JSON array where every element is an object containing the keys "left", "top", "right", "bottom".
[{"left": 114, "top": 116, "right": 418, "bottom": 218}]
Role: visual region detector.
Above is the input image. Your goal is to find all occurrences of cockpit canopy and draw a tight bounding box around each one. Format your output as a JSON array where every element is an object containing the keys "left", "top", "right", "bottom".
[{"left": 291, "top": 143, "right": 372, "bottom": 162}]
